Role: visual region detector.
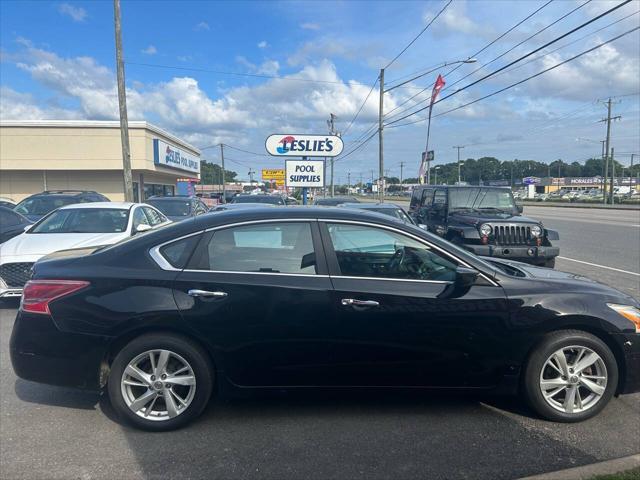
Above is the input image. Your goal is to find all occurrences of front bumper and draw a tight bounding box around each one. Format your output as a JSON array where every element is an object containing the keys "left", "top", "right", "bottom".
[
  {"left": 613, "top": 333, "right": 640, "bottom": 395},
  {"left": 10, "top": 310, "right": 109, "bottom": 390},
  {"left": 464, "top": 244, "right": 559, "bottom": 264}
]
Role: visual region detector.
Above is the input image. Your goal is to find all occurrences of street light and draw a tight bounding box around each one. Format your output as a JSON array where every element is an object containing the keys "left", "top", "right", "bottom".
[
  {"left": 377, "top": 57, "right": 477, "bottom": 201},
  {"left": 434, "top": 165, "right": 441, "bottom": 185}
]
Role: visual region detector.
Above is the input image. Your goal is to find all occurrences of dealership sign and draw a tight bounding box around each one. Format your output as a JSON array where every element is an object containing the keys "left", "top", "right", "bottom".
[
  {"left": 285, "top": 160, "right": 325, "bottom": 187},
  {"left": 153, "top": 139, "right": 200, "bottom": 174},
  {"left": 265, "top": 134, "right": 343, "bottom": 157}
]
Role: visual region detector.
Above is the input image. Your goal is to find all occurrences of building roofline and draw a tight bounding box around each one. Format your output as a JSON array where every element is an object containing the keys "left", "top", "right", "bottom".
[{"left": 0, "top": 120, "right": 200, "bottom": 155}]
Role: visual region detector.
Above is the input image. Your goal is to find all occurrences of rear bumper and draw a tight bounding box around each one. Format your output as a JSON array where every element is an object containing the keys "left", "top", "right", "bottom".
[
  {"left": 464, "top": 245, "right": 559, "bottom": 264},
  {"left": 9, "top": 310, "right": 109, "bottom": 390},
  {"left": 0, "top": 287, "right": 23, "bottom": 298},
  {"left": 613, "top": 333, "right": 640, "bottom": 395}
]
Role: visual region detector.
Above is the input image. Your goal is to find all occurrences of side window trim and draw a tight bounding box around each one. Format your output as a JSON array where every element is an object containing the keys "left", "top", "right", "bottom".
[{"left": 319, "top": 220, "right": 472, "bottom": 283}]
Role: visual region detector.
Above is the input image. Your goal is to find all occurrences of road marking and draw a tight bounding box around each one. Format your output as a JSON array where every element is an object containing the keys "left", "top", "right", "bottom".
[{"left": 558, "top": 257, "right": 640, "bottom": 276}]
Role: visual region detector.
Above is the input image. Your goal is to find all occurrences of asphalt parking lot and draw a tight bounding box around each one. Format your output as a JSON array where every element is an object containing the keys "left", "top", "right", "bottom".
[{"left": 1, "top": 205, "right": 639, "bottom": 480}]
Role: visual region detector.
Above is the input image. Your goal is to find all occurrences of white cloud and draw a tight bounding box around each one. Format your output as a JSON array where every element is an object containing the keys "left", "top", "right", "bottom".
[
  {"left": 257, "top": 40, "right": 268, "bottom": 49},
  {"left": 0, "top": 86, "right": 80, "bottom": 119},
  {"left": 177, "top": 55, "right": 192, "bottom": 62},
  {"left": 235, "top": 56, "right": 280, "bottom": 76},
  {"left": 194, "top": 21, "right": 210, "bottom": 31},
  {"left": 300, "top": 22, "right": 320, "bottom": 30},
  {"left": 58, "top": 3, "right": 87, "bottom": 22},
  {"left": 141, "top": 45, "right": 157, "bottom": 55}
]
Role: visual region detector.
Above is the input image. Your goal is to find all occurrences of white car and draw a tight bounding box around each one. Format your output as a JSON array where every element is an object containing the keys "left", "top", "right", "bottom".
[{"left": 0, "top": 202, "right": 170, "bottom": 298}]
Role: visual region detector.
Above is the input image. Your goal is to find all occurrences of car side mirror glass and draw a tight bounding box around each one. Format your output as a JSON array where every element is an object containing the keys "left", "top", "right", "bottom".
[
  {"left": 516, "top": 204, "right": 523, "bottom": 214},
  {"left": 455, "top": 266, "right": 479, "bottom": 288},
  {"left": 134, "top": 223, "right": 152, "bottom": 234}
]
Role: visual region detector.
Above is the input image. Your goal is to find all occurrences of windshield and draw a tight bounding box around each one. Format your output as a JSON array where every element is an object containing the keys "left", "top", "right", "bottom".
[
  {"left": 30, "top": 208, "right": 130, "bottom": 234},
  {"left": 367, "top": 207, "right": 414, "bottom": 224},
  {"left": 449, "top": 188, "right": 516, "bottom": 211},
  {"left": 15, "top": 196, "right": 79, "bottom": 216},
  {"left": 232, "top": 195, "right": 284, "bottom": 205},
  {"left": 146, "top": 199, "right": 192, "bottom": 217}
]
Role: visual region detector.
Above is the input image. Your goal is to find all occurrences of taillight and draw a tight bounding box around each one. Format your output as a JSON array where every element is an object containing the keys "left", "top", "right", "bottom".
[{"left": 21, "top": 280, "right": 90, "bottom": 315}]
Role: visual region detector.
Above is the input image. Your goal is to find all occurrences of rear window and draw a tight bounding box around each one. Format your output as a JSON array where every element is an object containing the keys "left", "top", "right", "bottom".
[
  {"left": 159, "top": 234, "right": 202, "bottom": 268},
  {"left": 232, "top": 195, "right": 284, "bottom": 205},
  {"left": 146, "top": 199, "right": 192, "bottom": 217}
]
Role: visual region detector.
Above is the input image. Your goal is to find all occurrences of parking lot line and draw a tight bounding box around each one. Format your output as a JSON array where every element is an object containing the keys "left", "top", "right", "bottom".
[{"left": 558, "top": 256, "right": 640, "bottom": 276}]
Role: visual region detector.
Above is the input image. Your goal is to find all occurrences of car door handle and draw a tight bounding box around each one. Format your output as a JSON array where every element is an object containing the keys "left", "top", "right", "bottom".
[
  {"left": 188, "top": 289, "right": 228, "bottom": 298},
  {"left": 341, "top": 298, "right": 379, "bottom": 307}
]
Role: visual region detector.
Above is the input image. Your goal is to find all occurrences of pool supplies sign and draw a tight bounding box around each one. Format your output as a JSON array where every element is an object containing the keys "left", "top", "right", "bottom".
[
  {"left": 153, "top": 139, "right": 200, "bottom": 174},
  {"left": 286, "top": 160, "right": 325, "bottom": 188},
  {"left": 265, "top": 134, "right": 344, "bottom": 157}
]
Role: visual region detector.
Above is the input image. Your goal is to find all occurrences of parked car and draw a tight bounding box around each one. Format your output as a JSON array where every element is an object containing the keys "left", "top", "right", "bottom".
[
  {"left": 339, "top": 202, "right": 417, "bottom": 226},
  {"left": 285, "top": 196, "right": 299, "bottom": 205},
  {"left": 9, "top": 207, "right": 639, "bottom": 430},
  {"left": 210, "top": 203, "right": 276, "bottom": 212},
  {"left": 13, "top": 190, "right": 110, "bottom": 222},
  {"left": 0, "top": 202, "right": 169, "bottom": 298},
  {"left": 231, "top": 194, "right": 285, "bottom": 205},
  {"left": 0, "top": 197, "right": 17, "bottom": 209},
  {"left": 145, "top": 196, "right": 209, "bottom": 222},
  {"left": 0, "top": 206, "right": 32, "bottom": 244},
  {"left": 314, "top": 196, "right": 360, "bottom": 206},
  {"left": 409, "top": 186, "right": 559, "bottom": 268}
]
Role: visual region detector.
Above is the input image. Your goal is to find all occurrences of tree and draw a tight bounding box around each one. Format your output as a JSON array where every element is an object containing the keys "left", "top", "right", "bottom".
[{"left": 200, "top": 162, "right": 237, "bottom": 185}]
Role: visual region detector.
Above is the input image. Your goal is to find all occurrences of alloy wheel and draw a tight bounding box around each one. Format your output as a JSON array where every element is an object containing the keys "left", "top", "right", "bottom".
[
  {"left": 120, "top": 349, "right": 197, "bottom": 421},
  {"left": 539, "top": 345, "right": 607, "bottom": 414}
]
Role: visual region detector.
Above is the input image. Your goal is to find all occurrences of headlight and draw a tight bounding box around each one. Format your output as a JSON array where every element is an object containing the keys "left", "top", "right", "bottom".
[
  {"left": 530, "top": 225, "right": 542, "bottom": 237},
  {"left": 607, "top": 304, "right": 640, "bottom": 333},
  {"left": 479, "top": 224, "right": 492, "bottom": 236}
]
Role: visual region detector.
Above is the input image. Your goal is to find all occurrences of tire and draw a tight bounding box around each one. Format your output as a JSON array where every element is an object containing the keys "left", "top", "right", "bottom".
[
  {"left": 522, "top": 330, "right": 618, "bottom": 423},
  {"left": 108, "top": 333, "right": 213, "bottom": 431},
  {"left": 543, "top": 258, "right": 556, "bottom": 269}
]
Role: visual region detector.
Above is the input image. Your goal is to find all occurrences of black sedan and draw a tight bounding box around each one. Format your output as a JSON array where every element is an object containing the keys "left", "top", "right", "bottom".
[
  {"left": 0, "top": 206, "right": 32, "bottom": 244},
  {"left": 145, "top": 196, "right": 209, "bottom": 222},
  {"left": 10, "top": 208, "right": 640, "bottom": 431}
]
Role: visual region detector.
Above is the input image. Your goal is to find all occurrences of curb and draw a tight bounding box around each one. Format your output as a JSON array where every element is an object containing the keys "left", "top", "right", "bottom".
[{"left": 517, "top": 454, "right": 640, "bottom": 480}]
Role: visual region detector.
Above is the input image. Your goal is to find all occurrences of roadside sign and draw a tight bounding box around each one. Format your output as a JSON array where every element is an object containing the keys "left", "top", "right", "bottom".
[
  {"left": 523, "top": 176, "right": 541, "bottom": 185},
  {"left": 265, "top": 134, "right": 344, "bottom": 157},
  {"left": 422, "top": 151, "right": 434, "bottom": 162},
  {"left": 262, "top": 168, "right": 285, "bottom": 181},
  {"left": 285, "top": 159, "right": 325, "bottom": 187}
]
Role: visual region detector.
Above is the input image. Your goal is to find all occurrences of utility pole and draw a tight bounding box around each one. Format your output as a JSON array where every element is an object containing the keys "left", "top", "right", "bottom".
[
  {"left": 609, "top": 147, "right": 615, "bottom": 204},
  {"left": 600, "top": 97, "right": 621, "bottom": 204},
  {"left": 557, "top": 159, "right": 561, "bottom": 179},
  {"left": 327, "top": 113, "right": 337, "bottom": 197},
  {"left": 248, "top": 168, "right": 255, "bottom": 186},
  {"left": 600, "top": 140, "right": 606, "bottom": 196},
  {"left": 347, "top": 172, "right": 351, "bottom": 193},
  {"left": 219, "top": 143, "right": 226, "bottom": 203},
  {"left": 113, "top": 0, "right": 134, "bottom": 202},
  {"left": 399, "top": 161, "right": 405, "bottom": 186},
  {"left": 453, "top": 146, "right": 464, "bottom": 184},
  {"left": 378, "top": 68, "right": 385, "bottom": 203}
]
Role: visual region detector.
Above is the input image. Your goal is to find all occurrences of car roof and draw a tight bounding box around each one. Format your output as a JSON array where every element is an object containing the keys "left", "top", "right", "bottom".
[
  {"left": 58, "top": 202, "right": 135, "bottom": 210},
  {"left": 147, "top": 196, "right": 195, "bottom": 201},
  {"left": 340, "top": 202, "right": 402, "bottom": 209}
]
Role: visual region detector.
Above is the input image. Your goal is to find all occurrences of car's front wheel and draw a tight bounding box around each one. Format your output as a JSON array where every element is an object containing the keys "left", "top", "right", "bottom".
[
  {"left": 523, "top": 330, "right": 618, "bottom": 422},
  {"left": 108, "top": 333, "right": 213, "bottom": 431}
]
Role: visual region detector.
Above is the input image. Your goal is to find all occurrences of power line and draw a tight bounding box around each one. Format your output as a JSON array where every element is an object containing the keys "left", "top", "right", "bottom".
[
  {"left": 439, "top": 0, "right": 593, "bottom": 97},
  {"left": 222, "top": 144, "right": 271, "bottom": 157},
  {"left": 387, "top": 26, "right": 639, "bottom": 128},
  {"left": 334, "top": 129, "right": 379, "bottom": 163},
  {"left": 385, "top": 0, "right": 633, "bottom": 126},
  {"left": 384, "top": 0, "right": 452, "bottom": 70},
  {"left": 383, "top": 0, "right": 555, "bottom": 121},
  {"left": 342, "top": 76, "right": 379, "bottom": 136}
]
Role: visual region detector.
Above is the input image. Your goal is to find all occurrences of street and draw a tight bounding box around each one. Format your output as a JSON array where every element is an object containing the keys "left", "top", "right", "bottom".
[{"left": 1, "top": 205, "right": 639, "bottom": 480}]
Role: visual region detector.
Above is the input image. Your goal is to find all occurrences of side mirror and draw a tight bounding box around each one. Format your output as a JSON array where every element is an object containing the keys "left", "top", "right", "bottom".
[
  {"left": 516, "top": 204, "right": 523, "bottom": 214},
  {"left": 418, "top": 224, "right": 428, "bottom": 230},
  {"left": 455, "top": 266, "right": 479, "bottom": 288},
  {"left": 134, "top": 223, "right": 152, "bottom": 234}
]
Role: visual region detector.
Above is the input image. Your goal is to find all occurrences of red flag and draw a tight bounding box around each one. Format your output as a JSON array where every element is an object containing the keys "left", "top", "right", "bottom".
[{"left": 430, "top": 74, "right": 446, "bottom": 105}]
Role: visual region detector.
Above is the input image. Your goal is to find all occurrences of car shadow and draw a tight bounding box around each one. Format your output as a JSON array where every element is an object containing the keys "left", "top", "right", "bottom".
[
  {"left": 14, "top": 379, "right": 101, "bottom": 410},
  {"left": 0, "top": 298, "right": 20, "bottom": 310}
]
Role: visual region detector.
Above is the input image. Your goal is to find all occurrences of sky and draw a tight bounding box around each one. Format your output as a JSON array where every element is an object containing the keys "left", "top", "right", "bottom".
[{"left": 1, "top": 0, "right": 639, "bottom": 182}]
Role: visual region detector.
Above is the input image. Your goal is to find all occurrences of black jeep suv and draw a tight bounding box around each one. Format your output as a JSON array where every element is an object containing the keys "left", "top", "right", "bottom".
[{"left": 409, "top": 186, "right": 559, "bottom": 268}]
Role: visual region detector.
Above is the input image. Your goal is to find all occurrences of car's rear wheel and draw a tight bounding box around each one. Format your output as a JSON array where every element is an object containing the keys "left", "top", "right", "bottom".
[
  {"left": 108, "top": 333, "right": 213, "bottom": 431},
  {"left": 523, "top": 330, "right": 617, "bottom": 422}
]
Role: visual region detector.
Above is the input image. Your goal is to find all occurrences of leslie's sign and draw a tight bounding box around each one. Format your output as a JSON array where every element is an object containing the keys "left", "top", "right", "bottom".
[
  {"left": 153, "top": 139, "right": 200, "bottom": 174},
  {"left": 265, "top": 134, "right": 343, "bottom": 157}
]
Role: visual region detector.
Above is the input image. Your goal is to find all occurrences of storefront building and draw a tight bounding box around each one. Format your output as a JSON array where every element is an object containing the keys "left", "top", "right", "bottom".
[{"left": 0, "top": 120, "right": 200, "bottom": 202}]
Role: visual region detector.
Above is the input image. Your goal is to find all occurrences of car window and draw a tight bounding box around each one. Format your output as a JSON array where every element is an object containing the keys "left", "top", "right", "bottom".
[
  {"left": 327, "top": 223, "right": 457, "bottom": 281},
  {"left": 143, "top": 207, "right": 165, "bottom": 226},
  {"left": 30, "top": 208, "right": 129, "bottom": 234},
  {"left": 0, "top": 209, "right": 23, "bottom": 227},
  {"left": 146, "top": 199, "right": 192, "bottom": 217},
  {"left": 14, "top": 196, "right": 77, "bottom": 216},
  {"left": 421, "top": 189, "right": 434, "bottom": 207},
  {"left": 433, "top": 189, "right": 447, "bottom": 206},
  {"left": 132, "top": 207, "right": 150, "bottom": 229},
  {"left": 159, "top": 234, "right": 202, "bottom": 268},
  {"left": 196, "top": 222, "right": 316, "bottom": 274}
]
